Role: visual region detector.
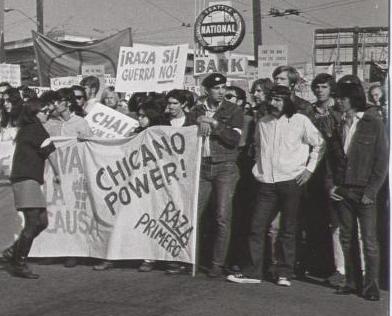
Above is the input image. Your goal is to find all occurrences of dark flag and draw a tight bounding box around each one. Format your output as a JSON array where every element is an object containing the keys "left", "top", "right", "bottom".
[{"left": 32, "top": 28, "right": 132, "bottom": 86}]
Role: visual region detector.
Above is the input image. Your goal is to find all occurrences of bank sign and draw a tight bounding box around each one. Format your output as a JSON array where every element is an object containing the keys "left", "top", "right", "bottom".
[{"left": 194, "top": 5, "right": 245, "bottom": 53}]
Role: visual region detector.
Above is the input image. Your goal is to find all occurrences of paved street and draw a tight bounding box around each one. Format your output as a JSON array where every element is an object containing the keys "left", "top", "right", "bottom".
[{"left": 0, "top": 261, "right": 388, "bottom": 316}]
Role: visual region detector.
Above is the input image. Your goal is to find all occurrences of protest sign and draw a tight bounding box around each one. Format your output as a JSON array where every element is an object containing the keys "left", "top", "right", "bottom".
[
  {"left": 104, "top": 74, "right": 116, "bottom": 87},
  {"left": 0, "top": 64, "right": 21, "bottom": 87},
  {"left": 85, "top": 103, "right": 139, "bottom": 138},
  {"left": 258, "top": 45, "right": 288, "bottom": 78},
  {"left": 28, "top": 86, "right": 51, "bottom": 97},
  {"left": 115, "top": 44, "right": 189, "bottom": 93},
  {"left": 194, "top": 55, "right": 247, "bottom": 76},
  {"left": 50, "top": 76, "right": 83, "bottom": 90},
  {"left": 82, "top": 64, "right": 105, "bottom": 99},
  {"left": 29, "top": 126, "right": 201, "bottom": 263}
]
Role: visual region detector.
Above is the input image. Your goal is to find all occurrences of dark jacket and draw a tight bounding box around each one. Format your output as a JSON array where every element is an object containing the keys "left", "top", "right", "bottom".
[
  {"left": 191, "top": 99, "right": 244, "bottom": 162},
  {"left": 10, "top": 120, "right": 55, "bottom": 185},
  {"left": 293, "top": 95, "right": 314, "bottom": 120},
  {"left": 162, "top": 112, "right": 196, "bottom": 127},
  {"left": 327, "top": 108, "right": 389, "bottom": 200}
]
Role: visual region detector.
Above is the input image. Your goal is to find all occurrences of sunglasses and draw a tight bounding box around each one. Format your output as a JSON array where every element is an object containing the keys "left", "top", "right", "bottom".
[
  {"left": 225, "top": 94, "right": 237, "bottom": 100},
  {"left": 74, "top": 95, "right": 84, "bottom": 100}
]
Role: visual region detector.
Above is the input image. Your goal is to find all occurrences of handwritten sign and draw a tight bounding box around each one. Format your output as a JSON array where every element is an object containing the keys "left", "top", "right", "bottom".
[
  {"left": 0, "top": 64, "right": 21, "bottom": 87},
  {"left": 258, "top": 45, "right": 288, "bottom": 78},
  {"left": 50, "top": 76, "right": 82, "bottom": 90},
  {"left": 85, "top": 103, "right": 139, "bottom": 138},
  {"left": 115, "top": 44, "right": 189, "bottom": 93}
]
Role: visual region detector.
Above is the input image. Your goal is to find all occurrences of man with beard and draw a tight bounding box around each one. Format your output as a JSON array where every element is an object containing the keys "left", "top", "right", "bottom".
[{"left": 227, "top": 85, "right": 324, "bottom": 286}]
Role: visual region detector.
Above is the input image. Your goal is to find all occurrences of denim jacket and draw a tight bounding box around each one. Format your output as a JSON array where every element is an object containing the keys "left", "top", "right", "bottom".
[
  {"left": 327, "top": 108, "right": 389, "bottom": 200},
  {"left": 191, "top": 100, "right": 244, "bottom": 162}
]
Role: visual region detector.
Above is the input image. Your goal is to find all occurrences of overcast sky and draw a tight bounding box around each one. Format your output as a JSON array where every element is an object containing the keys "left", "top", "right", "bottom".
[{"left": 4, "top": 0, "right": 389, "bottom": 64}]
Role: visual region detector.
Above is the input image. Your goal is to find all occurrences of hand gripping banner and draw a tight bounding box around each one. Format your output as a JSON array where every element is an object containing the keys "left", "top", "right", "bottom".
[{"left": 29, "top": 126, "right": 202, "bottom": 264}]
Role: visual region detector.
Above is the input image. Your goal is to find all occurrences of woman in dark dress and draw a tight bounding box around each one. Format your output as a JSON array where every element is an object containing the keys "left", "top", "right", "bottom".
[{"left": 2, "top": 98, "right": 60, "bottom": 279}]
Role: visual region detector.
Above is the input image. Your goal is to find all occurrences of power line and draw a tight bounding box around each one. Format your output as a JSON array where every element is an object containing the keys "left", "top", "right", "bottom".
[
  {"left": 142, "top": 0, "right": 189, "bottom": 25},
  {"left": 302, "top": 0, "right": 367, "bottom": 13},
  {"left": 264, "top": 22, "right": 313, "bottom": 58}
]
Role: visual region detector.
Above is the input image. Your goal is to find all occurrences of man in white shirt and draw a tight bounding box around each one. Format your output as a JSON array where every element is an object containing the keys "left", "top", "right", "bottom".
[{"left": 227, "top": 85, "right": 324, "bottom": 286}]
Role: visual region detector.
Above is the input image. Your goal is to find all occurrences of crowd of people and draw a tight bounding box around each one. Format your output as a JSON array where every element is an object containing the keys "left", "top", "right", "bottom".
[{"left": 0, "top": 65, "right": 388, "bottom": 302}]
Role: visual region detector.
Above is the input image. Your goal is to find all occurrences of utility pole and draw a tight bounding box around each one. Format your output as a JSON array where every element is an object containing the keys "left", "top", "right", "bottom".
[
  {"left": 252, "top": 0, "right": 262, "bottom": 66},
  {"left": 352, "top": 26, "right": 359, "bottom": 76},
  {"left": 36, "top": 0, "right": 43, "bottom": 34},
  {"left": 0, "top": 0, "right": 4, "bottom": 62}
]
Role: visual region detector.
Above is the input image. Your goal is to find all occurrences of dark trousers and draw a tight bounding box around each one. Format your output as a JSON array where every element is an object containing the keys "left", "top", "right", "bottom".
[
  {"left": 243, "top": 180, "right": 302, "bottom": 279},
  {"left": 13, "top": 208, "right": 48, "bottom": 260},
  {"left": 337, "top": 188, "right": 380, "bottom": 292},
  {"left": 197, "top": 159, "right": 239, "bottom": 267}
]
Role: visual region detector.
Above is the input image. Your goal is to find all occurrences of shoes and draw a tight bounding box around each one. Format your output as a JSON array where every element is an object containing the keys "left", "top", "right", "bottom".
[
  {"left": 335, "top": 285, "right": 357, "bottom": 295},
  {"left": 2, "top": 246, "right": 14, "bottom": 263},
  {"left": 277, "top": 277, "right": 291, "bottom": 287},
  {"left": 12, "top": 261, "right": 39, "bottom": 279},
  {"left": 207, "top": 265, "right": 224, "bottom": 278},
  {"left": 226, "top": 273, "right": 261, "bottom": 284},
  {"left": 64, "top": 257, "right": 78, "bottom": 268},
  {"left": 93, "top": 261, "right": 113, "bottom": 271},
  {"left": 326, "top": 271, "right": 345, "bottom": 287},
  {"left": 363, "top": 284, "right": 380, "bottom": 301},
  {"left": 166, "top": 263, "right": 190, "bottom": 275},
  {"left": 138, "top": 261, "right": 154, "bottom": 272}
]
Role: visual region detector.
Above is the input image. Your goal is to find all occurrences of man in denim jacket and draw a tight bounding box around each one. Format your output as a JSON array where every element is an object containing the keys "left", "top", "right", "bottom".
[
  {"left": 191, "top": 73, "right": 244, "bottom": 277},
  {"left": 328, "top": 82, "right": 388, "bottom": 301}
]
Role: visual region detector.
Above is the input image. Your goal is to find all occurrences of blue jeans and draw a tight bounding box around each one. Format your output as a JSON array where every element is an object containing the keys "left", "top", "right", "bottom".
[
  {"left": 243, "top": 180, "right": 302, "bottom": 279},
  {"left": 197, "top": 158, "right": 239, "bottom": 267},
  {"left": 337, "top": 187, "right": 380, "bottom": 292}
]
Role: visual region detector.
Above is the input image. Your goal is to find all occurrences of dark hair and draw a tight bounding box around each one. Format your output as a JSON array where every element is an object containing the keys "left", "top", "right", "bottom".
[
  {"left": 0, "top": 81, "right": 11, "bottom": 89},
  {"left": 166, "top": 89, "right": 188, "bottom": 105},
  {"left": 337, "top": 74, "right": 362, "bottom": 86},
  {"left": 311, "top": 73, "right": 337, "bottom": 96},
  {"left": 267, "top": 88, "right": 296, "bottom": 118},
  {"left": 226, "top": 86, "right": 246, "bottom": 102},
  {"left": 272, "top": 66, "right": 300, "bottom": 87},
  {"left": 1, "top": 87, "right": 23, "bottom": 127},
  {"left": 16, "top": 97, "right": 43, "bottom": 127},
  {"left": 80, "top": 76, "right": 100, "bottom": 92},
  {"left": 336, "top": 82, "right": 367, "bottom": 111},
  {"left": 182, "top": 90, "right": 196, "bottom": 110},
  {"left": 137, "top": 102, "right": 163, "bottom": 130},
  {"left": 128, "top": 92, "right": 147, "bottom": 113},
  {"left": 251, "top": 78, "right": 273, "bottom": 95},
  {"left": 56, "top": 87, "right": 86, "bottom": 116},
  {"left": 39, "top": 90, "right": 58, "bottom": 106},
  {"left": 71, "top": 85, "right": 87, "bottom": 99},
  {"left": 18, "top": 85, "right": 37, "bottom": 100}
]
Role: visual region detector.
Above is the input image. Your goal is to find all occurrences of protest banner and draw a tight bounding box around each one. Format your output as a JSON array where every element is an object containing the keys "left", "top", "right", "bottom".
[
  {"left": 115, "top": 44, "right": 189, "bottom": 93},
  {"left": 29, "top": 126, "right": 201, "bottom": 264},
  {"left": 0, "top": 64, "right": 21, "bottom": 87},
  {"left": 50, "top": 76, "right": 83, "bottom": 90},
  {"left": 258, "top": 45, "right": 288, "bottom": 78},
  {"left": 28, "top": 86, "right": 51, "bottom": 97},
  {"left": 194, "top": 55, "right": 247, "bottom": 76},
  {"left": 85, "top": 103, "right": 139, "bottom": 138},
  {"left": 0, "top": 141, "right": 14, "bottom": 180}
]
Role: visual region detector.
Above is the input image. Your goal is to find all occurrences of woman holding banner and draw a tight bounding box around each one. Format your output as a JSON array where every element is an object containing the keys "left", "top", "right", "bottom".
[{"left": 2, "top": 98, "right": 60, "bottom": 279}]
